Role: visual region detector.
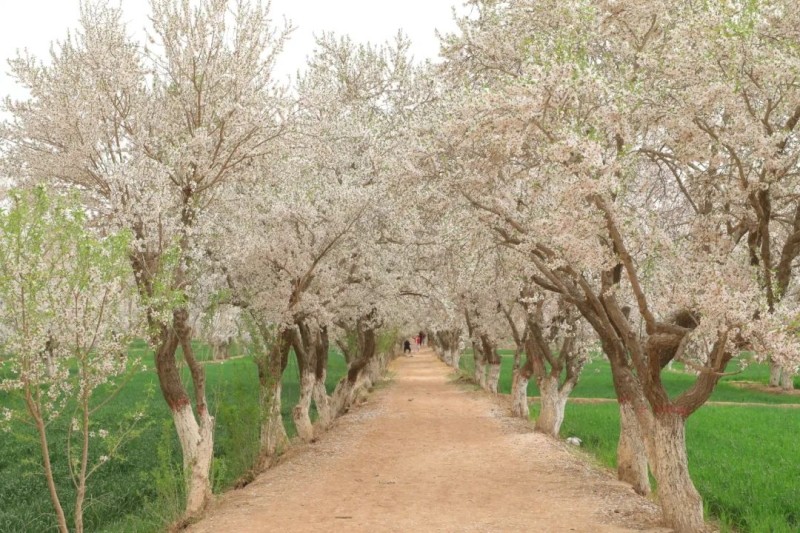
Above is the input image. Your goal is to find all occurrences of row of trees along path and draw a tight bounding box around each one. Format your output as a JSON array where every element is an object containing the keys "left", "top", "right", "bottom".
[{"left": 189, "top": 349, "right": 670, "bottom": 533}]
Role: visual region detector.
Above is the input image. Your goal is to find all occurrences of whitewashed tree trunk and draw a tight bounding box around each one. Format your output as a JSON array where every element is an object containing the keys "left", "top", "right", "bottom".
[
  {"left": 211, "top": 340, "right": 230, "bottom": 361},
  {"left": 361, "top": 374, "right": 374, "bottom": 391},
  {"left": 260, "top": 380, "right": 288, "bottom": 459},
  {"left": 617, "top": 402, "right": 650, "bottom": 496},
  {"left": 535, "top": 376, "right": 569, "bottom": 436},
  {"left": 330, "top": 379, "right": 355, "bottom": 418},
  {"left": 770, "top": 363, "right": 782, "bottom": 387},
  {"left": 292, "top": 369, "right": 315, "bottom": 442},
  {"left": 446, "top": 349, "right": 457, "bottom": 369},
  {"left": 172, "top": 403, "right": 214, "bottom": 517},
  {"left": 650, "top": 413, "right": 704, "bottom": 533},
  {"left": 45, "top": 353, "right": 57, "bottom": 378},
  {"left": 510, "top": 369, "right": 529, "bottom": 418},
  {"left": 780, "top": 369, "right": 795, "bottom": 391},
  {"left": 367, "top": 357, "right": 383, "bottom": 385},
  {"left": 474, "top": 357, "right": 486, "bottom": 388},
  {"left": 486, "top": 362, "right": 501, "bottom": 394},
  {"left": 313, "top": 370, "right": 332, "bottom": 431},
  {"left": 442, "top": 348, "right": 452, "bottom": 365}
]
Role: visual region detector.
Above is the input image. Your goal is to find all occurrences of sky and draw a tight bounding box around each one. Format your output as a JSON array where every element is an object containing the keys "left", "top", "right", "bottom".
[{"left": 0, "top": 0, "right": 462, "bottom": 101}]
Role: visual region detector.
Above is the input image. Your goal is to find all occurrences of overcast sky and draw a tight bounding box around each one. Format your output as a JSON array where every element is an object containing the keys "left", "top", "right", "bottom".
[{"left": 0, "top": 0, "right": 461, "bottom": 100}]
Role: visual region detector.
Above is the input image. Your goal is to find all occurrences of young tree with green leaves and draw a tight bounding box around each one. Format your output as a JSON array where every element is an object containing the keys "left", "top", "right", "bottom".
[{"left": 0, "top": 188, "right": 141, "bottom": 533}]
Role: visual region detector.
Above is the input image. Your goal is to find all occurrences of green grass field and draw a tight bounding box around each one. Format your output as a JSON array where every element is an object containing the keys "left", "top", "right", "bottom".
[
  {"left": 0, "top": 341, "right": 348, "bottom": 533},
  {"left": 460, "top": 351, "right": 800, "bottom": 404},
  {"left": 3, "top": 345, "right": 796, "bottom": 533},
  {"left": 461, "top": 352, "right": 800, "bottom": 532}
]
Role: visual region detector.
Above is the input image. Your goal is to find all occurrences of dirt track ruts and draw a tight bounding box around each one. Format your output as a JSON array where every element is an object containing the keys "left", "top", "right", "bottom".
[{"left": 188, "top": 349, "right": 672, "bottom": 533}]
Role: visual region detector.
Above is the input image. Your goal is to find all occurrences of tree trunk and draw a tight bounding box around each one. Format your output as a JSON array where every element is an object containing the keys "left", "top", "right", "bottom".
[
  {"left": 433, "top": 333, "right": 444, "bottom": 361},
  {"left": 535, "top": 376, "right": 569, "bottom": 436},
  {"left": 212, "top": 340, "right": 229, "bottom": 360},
  {"left": 74, "top": 392, "right": 90, "bottom": 533},
  {"left": 510, "top": 368, "right": 530, "bottom": 418},
  {"left": 474, "top": 355, "right": 486, "bottom": 388},
  {"left": 330, "top": 378, "right": 355, "bottom": 418},
  {"left": 442, "top": 343, "right": 452, "bottom": 365},
  {"left": 437, "top": 330, "right": 462, "bottom": 370},
  {"left": 480, "top": 334, "right": 501, "bottom": 393},
  {"left": 313, "top": 328, "right": 332, "bottom": 430},
  {"left": 28, "top": 393, "right": 68, "bottom": 533},
  {"left": 290, "top": 322, "right": 316, "bottom": 443},
  {"left": 465, "top": 311, "right": 485, "bottom": 386},
  {"left": 780, "top": 368, "right": 795, "bottom": 391},
  {"left": 486, "top": 361, "right": 501, "bottom": 394},
  {"left": 474, "top": 357, "right": 487, "bottom": 387},
  {"left": 366, "top": 355, "right": 383, "bottom": 385},
  {"left": 770, "top": 362, "right": 782, "bottom": 387},
  {"left": 650, "top": 413, "right": 704, "bottom": 533},
  {"left": 172, "top": 403, "right": 214, "bottom": 517},
  {"left": 292, "top": 367, "right": 315, "bottom": 442},
  {"left": 259, "top": 378, "right": 288, "bottom": 459},
  {"left": 428, "top": 332, "right": 439, "bottom": 353},
  {"left": 331, "top": 326, "right": 377, "bottom": 417},
  {"left": 312, "top": 371, "right": 332, "bottom": 431},
  {"left": 256, "top": 331, "right": 290, "bottom": 461},
  {"left": 617, "top": 402, "right": 650, "bottom": 496},
  {"left": 603, "top": 342, "right": 650, "bottom": 497},
  {"left": 132, "top": 230, "right": 213, "bottom": 518},
  {"left": 483, "top": 363, "right": 500, "bottom": 394},
  {"left": 450, "top": 348, "right": 461, "bottom": 370},
  {"left": 154, "top": 311, "right": 214, "bottom": 518}
]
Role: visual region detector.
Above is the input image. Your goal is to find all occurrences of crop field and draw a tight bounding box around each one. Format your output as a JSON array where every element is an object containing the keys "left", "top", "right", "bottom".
[
  {"left": 460, "top": 352, "right": 800, "bottom": 532},
  {"left": 0, "top": 342, "right": 348, "bottom": 533}
]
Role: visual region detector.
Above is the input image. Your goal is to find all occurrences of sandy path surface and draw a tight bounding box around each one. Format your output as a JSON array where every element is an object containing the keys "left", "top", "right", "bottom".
[{"left": 189, "top": 349, "right": 670, "bottom": 533}]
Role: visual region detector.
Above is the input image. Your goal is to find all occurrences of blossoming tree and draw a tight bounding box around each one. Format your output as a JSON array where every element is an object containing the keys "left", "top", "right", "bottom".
[
  {"left": 1, "top": 0, "right": 290, "bottom": 517},
  {"left": 0, "top": 188, "right": 140, "bottom": 533},
  {"left": 426, "top": 1, "right": 800, "bottom": 530}
]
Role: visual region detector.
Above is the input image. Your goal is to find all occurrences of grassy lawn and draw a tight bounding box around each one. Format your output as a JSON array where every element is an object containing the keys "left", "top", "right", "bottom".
[
  {"left": 0, "top": 341, "right": 348, "bottom": 533},
  {"left": 461, "top": 352, "right": 800, "bottom": 532}
]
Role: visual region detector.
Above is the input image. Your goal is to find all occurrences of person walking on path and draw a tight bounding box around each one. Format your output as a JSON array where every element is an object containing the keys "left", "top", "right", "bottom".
[{"left": 403, "top": 339, "right": 412, "bottom": 356}]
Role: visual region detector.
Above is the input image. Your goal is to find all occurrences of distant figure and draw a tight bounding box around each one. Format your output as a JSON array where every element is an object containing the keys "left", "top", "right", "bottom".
[
  {"left": 419, "top": 331, "right": 426, "bottom": 346},
  {"left": 415, "top": 335, "right": 421, "bottom": 351},
  {"left": 403, "top": 339, "right": 412, "bottom": 356}
]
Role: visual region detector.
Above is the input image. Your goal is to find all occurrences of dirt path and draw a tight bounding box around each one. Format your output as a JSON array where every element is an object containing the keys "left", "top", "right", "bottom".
[{"left": 189, "top": 349, "right": 670, "bottom": 533}]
